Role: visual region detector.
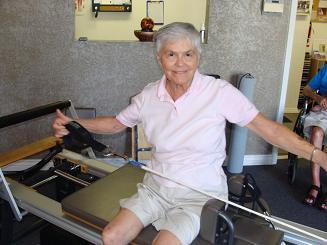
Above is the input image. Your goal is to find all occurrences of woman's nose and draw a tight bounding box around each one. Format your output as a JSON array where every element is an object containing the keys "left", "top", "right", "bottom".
[{"left": 175, "top": 56, "right": 184, "bottom": 66}]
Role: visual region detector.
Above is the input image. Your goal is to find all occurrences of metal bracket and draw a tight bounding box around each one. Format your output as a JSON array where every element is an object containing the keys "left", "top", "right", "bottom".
[{"left": 0, "top": 168, "right": 22, "bottom": 221}]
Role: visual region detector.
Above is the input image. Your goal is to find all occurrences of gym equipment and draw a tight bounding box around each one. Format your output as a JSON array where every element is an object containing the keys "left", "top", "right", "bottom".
[{"left": 0, "top": 101, "right": 326, "bottom": 244}]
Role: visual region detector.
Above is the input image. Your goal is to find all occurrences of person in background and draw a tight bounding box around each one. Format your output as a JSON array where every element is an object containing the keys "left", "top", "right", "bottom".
[
  {"left": 303, "top": 64, "right": 327, "bottom": 211},
  {"left": 53, "top": 23, "right": 327, "bottom": 245}
]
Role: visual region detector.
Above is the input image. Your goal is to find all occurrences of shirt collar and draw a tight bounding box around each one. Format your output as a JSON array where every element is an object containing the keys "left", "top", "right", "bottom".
[{"left": 157, "top": 70, "right": 202, "bottom": 101}]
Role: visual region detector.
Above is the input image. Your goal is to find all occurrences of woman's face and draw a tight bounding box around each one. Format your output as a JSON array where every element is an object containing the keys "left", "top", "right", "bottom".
[{"left": 157, "top": 38, "right": 200, "bottom": 89}]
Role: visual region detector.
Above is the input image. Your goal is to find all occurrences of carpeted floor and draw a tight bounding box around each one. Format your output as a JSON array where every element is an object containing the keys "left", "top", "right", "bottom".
[
  {"left": 283, "top": 116, "right": 292, "bottom": 123},
  {"left": 243, "top": 158, "right": 327, "bottom": 232}
]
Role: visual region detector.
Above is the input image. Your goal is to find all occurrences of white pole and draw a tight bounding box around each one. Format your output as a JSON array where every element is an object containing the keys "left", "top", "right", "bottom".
[{"left": 273, "top": 0, "right": 298, "bottom": 164}]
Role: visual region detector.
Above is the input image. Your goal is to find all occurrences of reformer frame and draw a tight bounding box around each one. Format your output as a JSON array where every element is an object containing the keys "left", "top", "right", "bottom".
[
  {"left": 0, "top": 100, "right": 106, "bottom": 244},
  {"left": 0, "top": 101, "right": 326, "bottom": 244}
]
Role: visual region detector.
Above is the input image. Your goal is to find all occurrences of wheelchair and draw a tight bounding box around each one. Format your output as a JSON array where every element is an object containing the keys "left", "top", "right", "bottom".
[{"left": 287, "top": 96, "right": 323, "bottom": 184}]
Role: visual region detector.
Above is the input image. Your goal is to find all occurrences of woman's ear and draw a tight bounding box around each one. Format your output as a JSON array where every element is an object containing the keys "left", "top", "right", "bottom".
[
  {"left": 156, "top": 53, "right": 162, "bottom": 67},
  {"left": 196, "top": 51, "right": 201, "bottom": 66}
]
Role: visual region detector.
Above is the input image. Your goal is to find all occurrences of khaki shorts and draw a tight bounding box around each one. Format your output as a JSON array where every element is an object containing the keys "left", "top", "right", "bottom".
[
  {"left": 303, "top": 110, "right": 327, "bottom": 144},
  {"left": 120, "top": 174, "right": 227, "bottom": 245}
]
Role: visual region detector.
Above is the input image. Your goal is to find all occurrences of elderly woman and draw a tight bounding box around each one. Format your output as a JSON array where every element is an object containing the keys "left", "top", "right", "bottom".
[{"left": 53, "top": 22, "right": 327, "bottom": 245}]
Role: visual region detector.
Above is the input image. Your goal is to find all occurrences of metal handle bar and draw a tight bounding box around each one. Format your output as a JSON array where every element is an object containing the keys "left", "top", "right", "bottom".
[{"left": 0, "top": 100, "right": 72, "bottom": 129}]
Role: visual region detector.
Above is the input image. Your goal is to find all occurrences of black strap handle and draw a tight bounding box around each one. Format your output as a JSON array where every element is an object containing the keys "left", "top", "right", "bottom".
[{"left": 64, "top": 121, "right": 107, "bottom": 153}]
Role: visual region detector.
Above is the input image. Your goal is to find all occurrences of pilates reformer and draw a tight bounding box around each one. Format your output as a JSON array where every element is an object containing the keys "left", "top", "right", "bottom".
[{"left": 0, "top": 101, "right": 326, "bottom": 244}]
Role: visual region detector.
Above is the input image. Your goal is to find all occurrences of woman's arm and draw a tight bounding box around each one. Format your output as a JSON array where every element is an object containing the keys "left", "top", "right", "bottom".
[
  {"left": 52, "top": 109, "right": 126, "bottom": 137},
  {"left": 77, "top": 116, "right": 126, "bottom": 134},
  {"left": 246, "top": 113, "right": 327, "bottom": 171}
]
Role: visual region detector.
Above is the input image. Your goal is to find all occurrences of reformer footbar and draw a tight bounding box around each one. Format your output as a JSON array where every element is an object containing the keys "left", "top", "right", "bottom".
[{"left": 64, "top": 121, "right": 327, "bottom": 243}]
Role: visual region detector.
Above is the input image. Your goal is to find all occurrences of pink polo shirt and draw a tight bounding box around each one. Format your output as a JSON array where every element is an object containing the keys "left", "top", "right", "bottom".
[{"left": 117, "top": 70, "right": 258, "bottom": 195}]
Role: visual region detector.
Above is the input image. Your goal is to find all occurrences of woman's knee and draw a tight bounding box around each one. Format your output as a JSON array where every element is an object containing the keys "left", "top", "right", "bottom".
[
  {"left": 101, "top": 208, "right": 144, "bottom": 245},
  {"left": 102, "top": 225, "right": 124, "bottom": 245},
  {"left": 311, "top": 127, "right": 324, "bottom": 141}
]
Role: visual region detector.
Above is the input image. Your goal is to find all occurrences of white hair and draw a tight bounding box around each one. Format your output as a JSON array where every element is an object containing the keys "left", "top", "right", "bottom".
[{"left": 154, "top": 22, "right": 201, "bottom": 55}]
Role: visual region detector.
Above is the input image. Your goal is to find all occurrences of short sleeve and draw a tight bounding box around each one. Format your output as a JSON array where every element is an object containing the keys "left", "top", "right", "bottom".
[
  {"left": 308, "top": 65, "right": 327, "bottom": 92},
  {"left": 116, "top": 92, "right": 144, "bottom": 128},
  {"left": 217, "top": 82, "right": 259, "bottom": 127}
]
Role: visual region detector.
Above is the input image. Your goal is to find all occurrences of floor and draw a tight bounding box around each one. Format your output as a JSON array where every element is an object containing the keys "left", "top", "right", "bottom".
[{"left": 244, "top": 159, "right": 327, "bottom": 232}]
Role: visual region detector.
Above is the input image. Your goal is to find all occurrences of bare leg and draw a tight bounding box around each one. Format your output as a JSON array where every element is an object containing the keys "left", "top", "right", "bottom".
[
  {"left": 152, "top": 230, "right": 181, "bottom": 245},
  {"left": 102, "top": 208, "right": 144, "bottom": 245},
  {"left": 304, "top": 126, "right": 324, "bottom": 204}
]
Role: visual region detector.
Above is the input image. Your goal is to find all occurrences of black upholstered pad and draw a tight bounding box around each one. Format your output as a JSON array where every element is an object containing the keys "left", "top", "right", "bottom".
[{"left": 61, "top": 164, "right": 145, "bottom": 229}]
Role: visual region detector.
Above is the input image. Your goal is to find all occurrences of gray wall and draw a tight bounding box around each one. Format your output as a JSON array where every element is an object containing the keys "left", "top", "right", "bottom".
[{"left": 0, "top": 0, "right": 290, "bottom": 157}]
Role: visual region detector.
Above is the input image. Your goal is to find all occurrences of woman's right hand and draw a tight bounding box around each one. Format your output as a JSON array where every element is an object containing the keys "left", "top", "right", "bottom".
[{"left": 52, "top": 109, "right": 72, "bottom": 138}]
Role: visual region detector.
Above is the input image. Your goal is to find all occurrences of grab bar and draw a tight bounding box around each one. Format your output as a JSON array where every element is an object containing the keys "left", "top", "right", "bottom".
[{"left": 0, "top": 100, "right": 73, "bottom": 129}]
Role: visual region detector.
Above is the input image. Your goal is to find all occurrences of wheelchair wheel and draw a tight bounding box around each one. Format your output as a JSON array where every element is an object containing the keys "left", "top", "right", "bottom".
[{"left": 287, "top": 152, "right": 297, "bottom": 184}]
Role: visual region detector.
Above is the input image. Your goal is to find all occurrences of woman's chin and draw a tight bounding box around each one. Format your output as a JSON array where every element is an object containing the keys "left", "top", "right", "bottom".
[{"left": 169, "top": 76, "right": 192, "bottom": 85}]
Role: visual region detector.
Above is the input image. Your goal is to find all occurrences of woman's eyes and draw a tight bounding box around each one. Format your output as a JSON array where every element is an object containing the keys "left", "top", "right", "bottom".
[{"left": 165, "top": 52, "right": 195, "bottom": 59}]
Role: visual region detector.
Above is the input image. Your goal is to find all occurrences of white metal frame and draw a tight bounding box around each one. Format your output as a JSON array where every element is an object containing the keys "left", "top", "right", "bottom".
[{"left": 273, "top": 0, "right": 298, "bottom": 164}]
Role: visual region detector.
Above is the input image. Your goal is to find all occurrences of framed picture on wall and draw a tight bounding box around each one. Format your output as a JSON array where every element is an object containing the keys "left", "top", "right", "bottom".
[
  {"left": 297, "top": 0, "right": 310, "bottom": 15},
  {"left": 147, "top": 1, "right": 164, "bottom": 25},
  {"left": 312, "top": 0, "right": 327, "bottom": 22}
]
